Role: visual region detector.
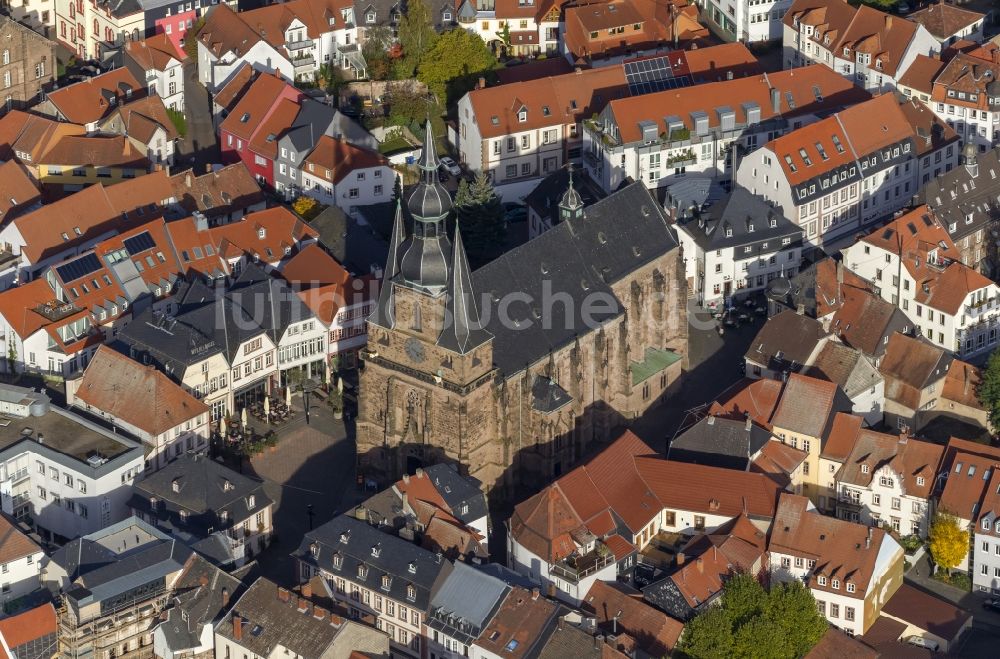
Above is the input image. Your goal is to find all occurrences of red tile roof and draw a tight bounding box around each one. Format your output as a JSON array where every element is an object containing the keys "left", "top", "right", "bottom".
[
  {"left": 909, "top": 3, "right": 984, "bottom": 41},
  {"left": 708, "top": 377, "right": 783, "bottom": 429},
  {"left": 771, "top": 372, "right": 840, "bottom": 438},
  {"left": 939, "top": 436, "right": 1000, "bottom": 520},
  {"left": 125, "top": 32, "right": 184, "bottom": 70},
  {"left": 0, "top": 279, "right": 94, "bottom": 354},
  {"left": 76, "top": 345, "right": 209, "bottom": 436},
  {"left": 897, "top": 54, "right": 945, "bottom": 95},
  {"left": 0, "top": 161, "right": 40, "bottom": 222},
  {"left": 0, "top": 603, "right": 57, "bottom": 656},
  {"left": 302, "top": 135, "right": 387, "bottom": 184},
  {"left": 751, "top": 440, "right": 808, "bottom": 487},
  {"left": 608, "top": 65, "right": 868, "bottom": 145},
  {"left": 0, "top": 513, "right": 40, "bottom": 564},
  {"left": 582, "top": 581, "right": 683, "bottom": 655},
  {"left": 281, "top": 245, "right": 353, "bottom": 324},
  {"left": 837, "top": 430, "right": 944, "bottom": 499},
  {"left": 46, "top": 68, "right": 143, "bottom": 125},
  {"left": 821, "top": 412, "right": 863, "bottom": 461},
  {"left": 769, "top": 493, "right": 900, "bottom": 599},
  {"left": 39, "top": 134, "right": 150, "bottom": 169},
  {"left": 219, "top": 73, "right": 302, "bottom": 143}
]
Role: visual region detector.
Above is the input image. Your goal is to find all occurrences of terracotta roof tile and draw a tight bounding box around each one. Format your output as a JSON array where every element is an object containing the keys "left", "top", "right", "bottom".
[
  {"left": 213, "top": 63, "right": 256, "bottom": 113},
  {"left": 879, "top": 333, "right": 951, "bottom": 410},
  {"left": 168, "top": 163, "right": 264, "bottom": 219},
  {"left": 46, "top": 68, "right": 143, "bottom": 125},
  {"left": 882, "top": 582, "right": 971, "bottom": 641},
  {"left": 821, "top": 412, "right": 863, "bottom": 461},
  {"left": 751, "top": 440, "right": 808, "bottom": 486},
  {"left": 942, "top": 359, "right": 983, "bottom": 409},
  {"left": 771, "top": 372, "right": 841, "bottom": 437},
  {"left": 249, "top": 98, "right": 301, "bottom": 159},
  {"left": 608, "top": 64, "right": 868, "bottom": 145},
  {"left": 581, "top": 581, "right": 683, "bottom": 655},
  {"left": 76, "top": 346, "right": 209, "bottom": 436},
  {"left": 0, "top": 602, "right": 57, "bottom": 652},
  {"left": 477, "top": 586, "right": 559, "bottom": 659},
  {"left": 0, "top": 161, "right": 40, "bottom": 222},
  {"left": 708, "top": 378, "right": 783, "bottom": 429},
  {"left": 219, "top": 73, "right": 302, "bottom": 143},
  {"left": 909, "top": 3, "right": 984, "bottom": 41},
  {"left": 0, "top": 513, "right": 41, "bottom": 564},
  {"left": 111, "top": 96, "right": 181, "bottom": 144},
  {"left": 39, "top": 134, "right": 150, "bottom": 169},
  {"left": 0, "top": 110, "right": 86, "bottom": 162},
  {"left": 806, "top": 627, "right": 878, "bottom": 659},
  {"left": 898, "top": 54, "right": 945, "bottom": 95},
  {"left": 302, "top": 135, "right": 387, "bottom": 184},
  {"left": 939, "top": 436, "right": 1000, "bottom": 519},
  {"left": 837, "top": 430, "right": 944, "bottom": 499},
  {"left": 769, "top": 493, "right": 900, "bottom": 598},
  {"left": 124, "top": 32, "right": 184, "bottom": 71}
]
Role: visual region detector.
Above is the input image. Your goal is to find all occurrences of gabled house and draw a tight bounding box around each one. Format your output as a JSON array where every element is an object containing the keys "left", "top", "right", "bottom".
[
  {"left": 218, "top": 72, "right": 304, "bottom": 187},
  {"left": 36, "top": 68, "right": 144, "bottom": 131},
  {"left": 300, "top": 135, "right": 392, "bottom": 208},
  {"left": 0, "top": 513, "right": 43, "bottom": 603},
  {"left": 98, "top": 94, "right": 181, "bottom": 166},
  {"left": 581, "top": 580, "right": 683, "bottom": 656},
  {"left": 745, "top": 309, "right": 832, "bottom": 379},
  {"left": 769, "top": 493, "right": 904, "bottom": 636},
  {"left": 908, "top": 3, "right": 984, "bottom": 51},
  {"left": 166, "top": 163, "right": 266, "bottom": 226},
  {"left": 782, "top": 0, "right": 939, "bottom": 93},
  {"left": 834, "top": 429, "right": 944, "bottom": 538},
  {"left": 67, "top": 345, "right": 210, "bottom": 471},
  {"left": 937, "top": 436, "right": 1000, "bottom": 573},
  {"left": 33, "top": 134, "right": 152, "bottom": 191},
  {"left": 122, "top": 32, "right": 185, "bottom": 112},
  {"left": 129, "top": 452, "right": 273, "bottom": 567}
]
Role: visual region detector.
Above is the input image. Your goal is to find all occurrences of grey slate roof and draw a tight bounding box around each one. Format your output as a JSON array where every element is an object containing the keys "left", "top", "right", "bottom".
[
  {"left": 642, "top": 576, "right": 709, "bottom": 622},
  {"left": 437, "top": 228, "right": 492, "bottom": 354},
  {"left": 218, "top": 577, "right": 341, "bottom": 658},
  {"left": 806, "top": 342, "right": 882, "bottom": 400},
  {"left": 524, "top": 168, "right": 605, "bottom": 230},
  {"left": 128, "top": 452, "right": 272, "bottom": 540},
  {"left": 428, "top": 561, "right": 509, "bottom": 646},
  {"left": 668, "top": 416, "right": 773, "bottom": 470},
  {"left": 422, "top": 463, "right": 488, "bottom": 525},
  {"left": 664, "top": 178, "right": 726, "bottom": 220},
  {"left": 920, "top": 147, "right": 1000, "bottom": 248},
  {"left": 745, "top": 309, "right": 829, "bottom": 373},
  {"left": 531, "top": 376, "right": 573, "bottom": 413},
  {"left": 52, "top": 517, "right": 192, "bottom": 611},
  {"left": 537, "top": 622, "right": 611, "bottom": 659},
  {"left": 158, "top": 554, "right": 243, "bottom": 654},
  {"left": 294, "top": 514, "right": 451, "bottom": 612},
  {"left": 308, "top": 205, "right": 390, "bottom": 275},
  {"left": 473, "top": 182, "right": 677, "bottom": 377},
  {"left": 679, "top": 189, "right": 803, "bottom": 255}
]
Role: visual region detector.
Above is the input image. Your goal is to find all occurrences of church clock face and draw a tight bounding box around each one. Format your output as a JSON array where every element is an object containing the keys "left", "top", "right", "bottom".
[{"left": 405, "top": 338, "right": 426, "bottom": 363}]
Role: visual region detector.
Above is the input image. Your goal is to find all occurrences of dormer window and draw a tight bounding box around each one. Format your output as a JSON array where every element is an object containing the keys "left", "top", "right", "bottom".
[
  {"left": 408, "top": 561, "right": 416, "bottom": 573},
  {"left": 333, "top": 553, "right": 343, "bottom": 569},
  {"left": 367, "top": 12, "right": 376, "bottom": 22},
  {"left": 371, "top": 544, "right": 381, "bottom": 557},
  {"left": 748, "top": 223, "right": 754, "bottom": 232},
  {"left": 985, "top": 518, "right": 991, "bottom": 530},
  {"left": 381, "top": 574, "right": 391, "bottom": 590},
  {"left": 818, "top": 575, "right": 827, "bottom": 585},
  {"left": 443, "top": 11, "right": 451, "bottom": 21},
  {"left": 358, "top": 564, "right": 368, "bottom": 578},
  {"left": 406, "top": 584, "right": 416, "bottom": 601},
  {"left": 517, "top": 109, "right": 527, "bottom": 122},
  {"left": 257, "top": 227, "right": 266, "bottom": 239},
  {"left": 248, "top": 495, "right": 256, "bottom": 509},
  {"left": 846, "top": 582, "right": 856, "bottom": 593},
  {"left": 310, "top": 542, "right": 319, "bottom": 558},
  {"left": 171, "top": 478, "right": 181, "bottom": 493},
  {"left": 725, "top": 228, "right": 732, "bottom": 237},
  {"left": 861, "top": 464, "right": 869, "bottom": 474},
  {"left": 832, "top": 579, "right": 840, "bottom": 590}
]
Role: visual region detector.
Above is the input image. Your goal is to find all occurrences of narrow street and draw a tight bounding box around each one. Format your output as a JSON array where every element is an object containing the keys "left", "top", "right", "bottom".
[{"left": 174, "top": 61, "right": 220, "bottom": 173}]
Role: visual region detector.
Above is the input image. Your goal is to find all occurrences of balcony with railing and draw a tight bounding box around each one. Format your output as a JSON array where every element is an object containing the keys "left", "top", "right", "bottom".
[
  {"left": 549, "top": 547, "right": 615, "bottom": 584},
  {"left": 966, "top": 296, "right": 997, "bottom": 318},
  {"left": 287, "top": 38, "right": 315, "bottom": 51},
  {"left": 8, "top": 467, "right": 28, "bottom": 484}
]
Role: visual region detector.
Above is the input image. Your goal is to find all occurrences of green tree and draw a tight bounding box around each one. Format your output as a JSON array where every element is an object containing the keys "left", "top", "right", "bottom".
[
  {"left": 495, "top": 22, "right": 511, "bottom": 56},
  {"left": 397, "top": 0, "right": 437, "bottom": 78},
  {"left": 362, "top": 25, "right": 394, "bottom": 81},
  {"left": 677, "top": 606, "right": 734, "bottom": 659},
  {"left": 416, "top": 28, "right": 495, "bottom": 105},
  {"left": 978, "top": 348, "right": 1000, "bottom": 430},
  {"left": 677, "top": 573, "right": 827, "bottom": 659},
  {"left": 929, "top": 510, "right": 970, "bottom": 575},
  {"left": 766, "top": 580, "right": 829, "bottom": 657},
  {"left": 453, "top": 173, "right": 506, "bottom": 267}
]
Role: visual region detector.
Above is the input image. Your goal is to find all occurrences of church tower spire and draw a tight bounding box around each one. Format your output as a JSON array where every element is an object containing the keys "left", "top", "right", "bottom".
[
  {"left": 400, "top": 119, "right": 452, "bottom": 294},
  {"left": 438, "top": 227, "right": 491, "bottom": 354},
  {"left": 559, "top": 167, "right": 584, "bottom": 223},
  {"left": 369, "top": 189, "right": 407, "bottom": 328}
]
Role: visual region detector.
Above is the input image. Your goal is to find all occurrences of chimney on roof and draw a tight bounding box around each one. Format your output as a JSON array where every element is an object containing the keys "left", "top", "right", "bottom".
[
  {"left": 301, "top": 582, "right": 313, "bottom": 599},
  {"left": 696, "top": 557, "right": 704, "bottom": 573},
  {"left": 707, "top": 416, "right": 715, "bottom": 426},
  {"left": 297, "top": 597, "right": 310, "bottom": 613},
  {"left": 222, "top": 588, "right": 230, "bottom": 607},
  {"left": 478, "top": 76, "right": 486, "bottom": 89},
  {"left": 676, "top": 552, "right": 686, "bottom": 566},
  {"left": 401, "top": 490, "right": 409, "bottom": 512},
  {"left": 402, "top": 473, "right": 410, "bottom": 484},
  {"left": 313, "top": 606, "right": 327, "bottom": 620},
  {"left": 416, "top": 467, "right": 425, "bottom": 478},
  {"left": 866, "top": 526, "right": 873, "bottom": 549},
  {"left": 232, "top": 615, "right": 243, "bottom": 641},
  {"left": 709, "top": 498, "right": 720, "bottom": 511},
  {"left": 185, "top": 172, "right": 192, "bottom": 188},
  {"left": 531, "top": 587, "right": 540, "bottom": 600},
  {"left": 745, "top": 417, "right": 752, "bottom": 432},
  {"left": 771, "top": 88, "right": 780, "bottom": 114},
  {"left": 277, "top": 586, "right": 290, "bottom": 603},
  {"left": 885, "top": 15, "right": 892, "bottom": 31},
  {"left": 199, "top": 574, "right": 208, "bottom": 587},
  {"left": 575, "top": 67, "right": 582, "bottom": 74},
  {"left": 594, "top": 635, "right": 603, "bottom": 649},
  {"left": 797, "top": 303, "right": 805, "bottom": 315}
]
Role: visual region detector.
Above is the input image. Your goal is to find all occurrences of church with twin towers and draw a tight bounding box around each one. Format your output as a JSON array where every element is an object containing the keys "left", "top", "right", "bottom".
[{"left": 356, "top": 121, "right": 688, "bottom": 500}]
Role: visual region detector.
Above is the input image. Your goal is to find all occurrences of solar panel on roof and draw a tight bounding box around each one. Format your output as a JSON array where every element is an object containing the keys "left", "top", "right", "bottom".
[
  {"left": 624, "top": 56, "right": 692, "bottom": 96},
  {"left": 56, "top": 253, "right": 102, "bottom": 283},
  {"left": 123, "top": 231, "right": 156, "bottom": 256}
]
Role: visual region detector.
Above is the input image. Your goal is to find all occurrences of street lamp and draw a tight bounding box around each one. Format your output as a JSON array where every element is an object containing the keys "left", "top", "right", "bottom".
[{"left": 301, "top": 377, "right": 319, "bottom": 426}]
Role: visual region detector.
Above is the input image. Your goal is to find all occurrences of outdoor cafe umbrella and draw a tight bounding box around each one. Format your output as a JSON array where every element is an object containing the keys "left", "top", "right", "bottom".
[
  {"left": 324, "top": 362, "right": 331, "bottom": 387},
  {"left": 219, "top": 416, "right": 227, "bottom": 435},
  {"left": 241, "top": 407, "right": 248, "bottom": 427},
  {"left": 264, "top": 396, "right": 270, "bottom": 417},
  {"left": 286, "top": 386, "right": 292, "bottom": 407}
]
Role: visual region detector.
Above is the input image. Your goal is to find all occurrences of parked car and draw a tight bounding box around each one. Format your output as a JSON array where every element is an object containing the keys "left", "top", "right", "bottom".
[
  {"left": 983, "top": 598, "right": 1000, "bottom": 613},
  {"left": 439, "top": 156, "right": 461, "bottom": 176},
  {"left": 904, "top": 636, "right": 938, "bottom": 651}
]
